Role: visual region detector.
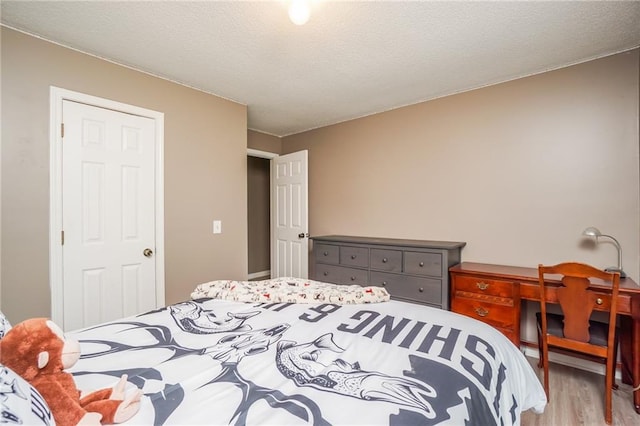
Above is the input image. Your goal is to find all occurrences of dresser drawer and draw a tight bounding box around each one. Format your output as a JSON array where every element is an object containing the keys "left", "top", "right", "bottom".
[
  {"left": 370, "top": 271, "right": 441, "bottom": 305},
  {"left": 314, "top": 243, "right": 339, "bottom": 264},
  {"left": 453, "top": 275, "right": 515, "bottom": 298},
  {"left": 370, "top": 248, "right": 402, "bottom": 272},
  {"left": 340, "top": 246, "right": 369, "bottom": 268},
  {"left": 404, "top": 251, "right": 442, "bottom": 277},
  {"left": 451, "top": 297, "right": 518, "bottom": 330},
  {"left": 316, "top": 264, "right": 369, "bottom": 286}
]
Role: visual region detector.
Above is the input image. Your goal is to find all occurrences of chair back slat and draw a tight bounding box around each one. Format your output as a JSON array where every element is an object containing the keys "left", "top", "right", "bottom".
[
  {"left": 556, "top": 276, "right": 598, "bottom": 342},
  {"left": 538, "top": 262, "right": 620, "bottom": 346}
]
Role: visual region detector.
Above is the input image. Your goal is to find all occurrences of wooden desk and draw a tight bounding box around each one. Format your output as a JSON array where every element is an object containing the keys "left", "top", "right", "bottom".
[{"left": 450, "top": 262, "right": 640, "bottom": 414}]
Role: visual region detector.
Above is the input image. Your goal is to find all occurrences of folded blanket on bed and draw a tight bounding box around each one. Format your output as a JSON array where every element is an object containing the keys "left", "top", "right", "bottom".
[{"left": 191, "top": 277, "right": 390, "bottom": 304}]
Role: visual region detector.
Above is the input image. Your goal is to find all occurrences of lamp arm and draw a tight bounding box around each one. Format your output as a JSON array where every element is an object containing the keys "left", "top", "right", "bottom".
[{"left": 599, "top": 234, "right": 622, "bottom": 270}]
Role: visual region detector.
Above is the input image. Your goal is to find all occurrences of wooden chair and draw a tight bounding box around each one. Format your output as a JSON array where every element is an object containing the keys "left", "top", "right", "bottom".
[{"left": 536, "top": 262, "right": 620, "bottom": 425}]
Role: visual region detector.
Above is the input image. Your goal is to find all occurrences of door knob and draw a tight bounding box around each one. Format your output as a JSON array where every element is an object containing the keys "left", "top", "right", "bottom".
[
  {"left": 143, "top": 248, "right": 154, "bottom": 258},
  {"left": 298, "top": 232, "right": 309, "bottom": 238}
]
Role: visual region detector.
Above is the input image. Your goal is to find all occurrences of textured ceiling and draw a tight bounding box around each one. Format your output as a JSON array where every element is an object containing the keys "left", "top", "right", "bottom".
[{"left": 2, "top": 1, "right": 639, "bottom": 137}]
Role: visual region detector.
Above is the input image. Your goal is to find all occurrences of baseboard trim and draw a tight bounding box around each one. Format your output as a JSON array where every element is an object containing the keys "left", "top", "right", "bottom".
[
  {"left": 520, "top": 341, "right": 621, "bottom": 380},
  {"left": 248, "top": 270, "right": 270, "bottom": 280}
]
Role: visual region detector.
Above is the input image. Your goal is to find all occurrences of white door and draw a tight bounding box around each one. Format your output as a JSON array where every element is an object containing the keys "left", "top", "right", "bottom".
[
  {"left": 272, "top": 150, "right": 309, "bottom": 278},
  {"left": 61, "top": 100, "right": 158, "bottom": 330}
]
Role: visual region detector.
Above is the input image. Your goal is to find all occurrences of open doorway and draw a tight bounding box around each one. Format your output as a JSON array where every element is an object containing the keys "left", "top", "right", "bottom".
[{"left": 247, "top": 149, "right": 277, "bottom": 280}]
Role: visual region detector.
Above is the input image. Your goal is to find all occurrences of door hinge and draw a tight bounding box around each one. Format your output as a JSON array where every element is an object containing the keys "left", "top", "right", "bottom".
[
  {"left": 61, "top": 123, "right": 64, "bottom": 138},
  {"left": 61, "top": 230, "right": 65, "bottom": 245}
]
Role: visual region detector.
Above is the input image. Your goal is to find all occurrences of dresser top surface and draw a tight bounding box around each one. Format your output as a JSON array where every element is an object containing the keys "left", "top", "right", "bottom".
[{"left": 310, "top": 235, "right": 467, "bottom": 250}]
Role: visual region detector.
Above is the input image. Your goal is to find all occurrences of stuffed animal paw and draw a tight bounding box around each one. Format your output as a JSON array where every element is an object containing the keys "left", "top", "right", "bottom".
[
  {"left": 113, "top": 389, "right": 143, "bottom": 423},
  {"left": 78, "top": 412, "right": 103, "bottom": 426}
]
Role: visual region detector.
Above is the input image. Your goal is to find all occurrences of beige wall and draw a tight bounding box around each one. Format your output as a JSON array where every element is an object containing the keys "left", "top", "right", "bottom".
[
  {"left": 0, "top": 28, "right": 3, "bottom": 308},
  {"left": 2, "top": 25, "right": 638, "bottom": 343},
  {"left": 1, "top": 28, "right": 248, "bottom": 324},
  {"left": 248, "top": 129, "right": 282, "bottom": 154},
  {"left": 282, "top": 50, "right": 640, "bottom": 342}
]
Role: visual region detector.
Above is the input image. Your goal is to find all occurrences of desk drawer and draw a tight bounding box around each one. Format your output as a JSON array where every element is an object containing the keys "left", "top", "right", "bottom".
[
  {"left": 404, "top": 251, "right": 442, "bottom": 277},
  {"left": 453, "top": 275, "right": 515, "bottom": 298},
  {"left": 370, "top": 271, "right": 441, "bottom": 306},
  {"left": 340, "top": 246, "right": 369, "bottom": 268},
  {"left": 451, "top": 297, "right": 518, "bottom": 330},
  {"left": 315, "top": 244, "right": 339, "bottom": 264},
  {"left": 370, "top": 248, "right": 402, "bottom": 272},
  {"left": 519, "top": 284, "right": 615, "bottom": 312},
  {"left": 315, "top": 264, "right": 369, "bottom": 286}
]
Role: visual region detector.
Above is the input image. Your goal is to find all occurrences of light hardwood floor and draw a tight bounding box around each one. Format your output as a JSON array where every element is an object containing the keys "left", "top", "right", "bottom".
[{"left": 521, "top": 358, "right": 638, "bottom": 426}]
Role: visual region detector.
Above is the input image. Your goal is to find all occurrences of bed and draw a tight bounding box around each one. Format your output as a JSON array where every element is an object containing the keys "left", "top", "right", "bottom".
[{"left": 56, "top": 278, "right": 547, "bottom": 425}]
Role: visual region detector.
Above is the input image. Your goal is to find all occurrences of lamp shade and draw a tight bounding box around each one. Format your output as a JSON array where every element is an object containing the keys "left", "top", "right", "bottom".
[
  {"left": 582, "top": 227, "right": 602, "bottom": 238},
  {"left": 581, "top": 226, "right": 625, "bottom": 278}
]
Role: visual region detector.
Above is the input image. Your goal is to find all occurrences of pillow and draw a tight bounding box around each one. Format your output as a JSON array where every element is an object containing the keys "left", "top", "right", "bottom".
[
  {"left": 191, "top": 277, "right": 391, "bottom": 304},
  {"left": 0, "top": 311, "right": 11, "bottom": 339},
  {"left": 0, "top": 364, "right": 56, "bottom": 425}
]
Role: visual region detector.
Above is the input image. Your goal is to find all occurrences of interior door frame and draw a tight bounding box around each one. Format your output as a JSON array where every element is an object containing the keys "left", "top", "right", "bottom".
[
  {"left": 247, "top": 148, "right": 278, "bottom": 279},
  {"left": 49, "top": 86, "right": 165, "bottom": 326}
]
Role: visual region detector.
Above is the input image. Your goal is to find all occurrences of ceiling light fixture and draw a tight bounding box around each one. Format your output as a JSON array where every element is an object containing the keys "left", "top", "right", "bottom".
[{"left": 288, "top": 0, "right": 311, "bottom": 25}]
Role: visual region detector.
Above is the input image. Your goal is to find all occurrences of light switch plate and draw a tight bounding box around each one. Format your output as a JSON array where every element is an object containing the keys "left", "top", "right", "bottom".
[{"left": 213, "top": 220, "right": 222, "bottom": 234}]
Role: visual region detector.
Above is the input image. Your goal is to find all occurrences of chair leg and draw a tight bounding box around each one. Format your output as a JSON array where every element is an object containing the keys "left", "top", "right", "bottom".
[
  {"left": 541, "top": 342, "right": 550, "bottom": 401},
  {"left": 537, "top": 328, "right": 543, "bottom": 368},
  {"left": 612, "top": 334, "right": 619, "bottom": 390},
  {"left": 604, "top": 357, "right": 614, "bottom": 425}
]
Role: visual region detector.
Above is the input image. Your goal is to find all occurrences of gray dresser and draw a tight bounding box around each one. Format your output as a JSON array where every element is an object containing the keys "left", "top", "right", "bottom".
[{"left": 310, "top": 235, "right": 466, "bottom": 310}]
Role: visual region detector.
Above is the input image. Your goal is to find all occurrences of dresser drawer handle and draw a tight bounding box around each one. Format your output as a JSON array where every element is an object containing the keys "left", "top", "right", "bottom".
[
  {"left": 323, "top": 251, "right": 329, "bottom": 256},
  {"left": 419, "top": 262, "right": 424, "bottom": 267},
  {"left": 418, "top": 287, "right": 424, "bottom": 292},
  {"left": 323, "top": 272, "right": 328, "bottom": 276},
  {"left": 351, "top": 255, "right": 357, "bottom": 259},
  {"left": 474, "top": 307, "right": 489, "bottom": 317},
  {"left": 476, "top": 282, "right": 489, "bottom": 290},
  {"left": 381, "top": 281, "right": 387, "bottom": 286},
  {"left": 351, "top": 276, "right": 356, "bottom": 281},
  {"left": 596, "top": 298, "right": 603, "bottom": 305},
  {"left": 382, "top": 258, "right": 388, "bottom": 263}
]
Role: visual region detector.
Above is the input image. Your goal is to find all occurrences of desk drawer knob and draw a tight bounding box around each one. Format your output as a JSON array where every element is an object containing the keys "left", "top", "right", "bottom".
[
  {"left": 419, "top": 262, "right": 424, "bottom": 267},
  {"left": 476, "top": 282, "right": 489, "bottom": 290},
  {"left": 350, "top": 276, "right": 356, "bottom": 281},
  {"left": 418, "top": 287, "right": 424, "bottom": 292},
  {"left": 596, "top": 298, "right": 603, "bottom": 305},
  {"left": 382, "top": 281, "right": 387, "bottom": 286},
  {"left": 474, "top": 307, "right": 489, "bottom": 317},
  {"left": 382, "top": 258, "right": 388, "bottom": 263},
  {"left": 323, "top": 272, "right": 328, "bottom": 276},
  {"left": 323, "top": 251, "right": 328, "bottom": 256},
  {"left": 351, "top": 255, "right": 357, "bottom": 259}
]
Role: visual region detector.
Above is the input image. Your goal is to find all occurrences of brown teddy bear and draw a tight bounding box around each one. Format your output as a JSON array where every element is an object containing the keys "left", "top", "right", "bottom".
[{"left": 0, "top": 318, "right": 142, "bottom": 425}]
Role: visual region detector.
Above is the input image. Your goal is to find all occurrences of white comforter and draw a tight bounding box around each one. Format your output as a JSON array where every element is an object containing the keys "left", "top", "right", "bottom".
[{"left": 69, "top": 298, "right": 546, "bottom": 425}]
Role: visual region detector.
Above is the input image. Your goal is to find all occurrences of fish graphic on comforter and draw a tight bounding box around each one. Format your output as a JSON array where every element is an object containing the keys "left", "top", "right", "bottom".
[{"left": 275, "top": 333, "right": 438, "bottom": 418}]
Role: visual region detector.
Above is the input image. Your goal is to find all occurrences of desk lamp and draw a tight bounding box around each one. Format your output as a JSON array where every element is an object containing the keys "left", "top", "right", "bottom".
[{"left": 582, "top": 227, "right": 626, "bottom": 278}]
